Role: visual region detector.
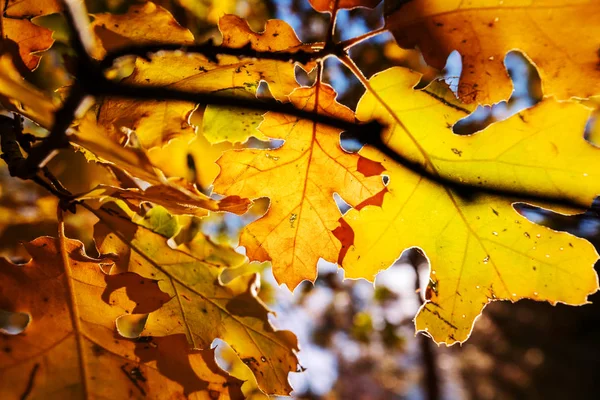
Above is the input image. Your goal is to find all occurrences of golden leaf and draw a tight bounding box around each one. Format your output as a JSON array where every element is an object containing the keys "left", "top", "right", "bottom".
[
  {"left": 337, "top": 67, "right": 600, "bottom": 344},
  {"left": 214, "top": 83, "right": 385, "bottom": 289},
  {"left": 147, "top": 131, "right": 234, "bottom": 190},
  {"left": 79, "top": 183, "right": 251, "bottom": 217},
  {"left": 385, "top": 0, "right": 600, "bottom": 104},
  {"left": 70, "top": 113, "right": 164, "bottom": 186},
  {"left": 93, "top": 203, "right": 300, "bottom": 395},
  {"left": 90, "top": 2, "right": 195, "bottom": 59},
  {"left": 0, "top": 0, "right": 58, "bottom": 70},
  {"left": 98, "top": 14, "right": 310, "bottom": 148},
  {"left": 0, "top": 224, "right": 243, "bottom": 399},
  {"left": 0, "top": 54, "right": 56, "bottom": 129}
]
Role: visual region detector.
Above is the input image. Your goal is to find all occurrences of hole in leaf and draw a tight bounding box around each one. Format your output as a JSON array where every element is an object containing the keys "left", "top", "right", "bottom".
[
  {"left": 333, "top": 193, "right": 352, "bottom": 215},
  {"left": 453, "top": 51, "right": 543, "bottom": 135},
  {"left": 0, "top": 309, "right": 31, "bottom": 335},
  {"left": 116, "top": 313, "right": 149, "bottom": 339}
]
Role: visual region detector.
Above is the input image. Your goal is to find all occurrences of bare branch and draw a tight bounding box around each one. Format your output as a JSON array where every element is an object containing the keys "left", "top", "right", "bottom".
[{"left": 100, "top": 40, "right": 329, "bottom": 70}]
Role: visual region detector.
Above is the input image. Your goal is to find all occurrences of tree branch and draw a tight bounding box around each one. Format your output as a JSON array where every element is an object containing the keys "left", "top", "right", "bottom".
[
  {"left": 1, "top": 0, "right": 594, "bottom": 214},
  {"left": 99, "top": 40, "right": 330, "bottom": 71}
]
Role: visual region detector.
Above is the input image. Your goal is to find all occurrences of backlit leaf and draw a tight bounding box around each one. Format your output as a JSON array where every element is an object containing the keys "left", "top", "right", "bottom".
[
  {"left": 93, "top": 203, "right": 300, "bottom": 395},
  {"left": 0, "top": 0, "right": 58, "bottom": 70},
  {"left": 385, "top": 0, "right": 600, "bottom": 104},
  {"left": 78, "top": 183, "right": 251, "bottom": 217},
  {"left": 337, "top": 67, "right": 600, "bottom": 344},
  {"left": 70, "top": 113, "right": 164, "bottom": 185},
  {"left": 90, "top": 2, "right": 194, "bottom": 59},
  {"left": 0, "top": 54, "right": 56, "bottom": 129},
  {"left": 98, "top": 13, "right": 310, "bottom": 148},
  {"left": 214, "top": 83, "right": 385, "bottom": 289},
  {"left": 0, "top": 231, "right": 243, "bottom": 399},
  {"left": 203, "top": 90, "right": 267, "bottom": 144}
]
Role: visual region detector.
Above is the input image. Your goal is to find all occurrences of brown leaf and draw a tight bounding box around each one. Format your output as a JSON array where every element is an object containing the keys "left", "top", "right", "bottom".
[
  {"left": 0, "top": 232, "right": 243, "bottom": 398},
  {"left": 93, "top": 203, "right": 300, "bottom": 395}
]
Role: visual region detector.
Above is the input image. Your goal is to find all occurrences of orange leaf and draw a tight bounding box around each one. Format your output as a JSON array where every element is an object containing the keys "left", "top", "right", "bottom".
[{"left": 214, "top": 83, "right": 385, "bottom": 289}]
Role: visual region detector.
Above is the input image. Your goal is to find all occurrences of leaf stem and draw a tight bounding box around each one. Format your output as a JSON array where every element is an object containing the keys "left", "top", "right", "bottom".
[
  {"left": 340, "top": 27, "right": 388, "bottom": 50},
  {"left": 325, "top": 0, "right": 341, "bottom": 45}
]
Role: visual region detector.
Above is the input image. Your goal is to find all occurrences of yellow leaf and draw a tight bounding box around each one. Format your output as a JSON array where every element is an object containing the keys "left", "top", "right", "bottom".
[
  {"left": 70, "top": 113, "right": 164, "bottom": 185},
  {"left": 93, "top": 203, "right": 300, "bottom": 395},
  {"left": 359, "top": 68, "right": 599, "bottom": 206},
  {"left": 99, "top": 14, "right": 310, "bottom": 148},
  {"left": 385, "top": 0, "right": 600, "bottom": 104},
  {"left": 338, "top": 67, "right": 600, "bottom": 344},
  {"left": 0, "top": 54, "right": 56, "bottom": 129},
  {"left": 147, "top": 131, "right": 234, "bottom": 189},
  {"left": 218, "top": 14, "right": 313, "bottom": 101},
  {"left": 203, "top": 90, "right": 268, "bottom": 144},
  {"left": 0, "top": 229, "right": 243, "bottom": 399},
  {"left": 214, "top": 83, "right": 385, "bottom": 289},
  {"left": 90, "top": 2, "right": 194, "bottom": 59},
  {"left": 0, "top": 0, "right": 58, "bottom": 70},
  {"left": 309, "top": 0, "right": 381, "bottom": 12},
  {"left": 175, "top": 0, "right": 237, "bottom": 24}
]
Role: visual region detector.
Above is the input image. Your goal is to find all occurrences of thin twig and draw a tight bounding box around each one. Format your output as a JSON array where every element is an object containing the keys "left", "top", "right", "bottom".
[{"left": 341, "top": 27, "right": 388, "bottom": 50}]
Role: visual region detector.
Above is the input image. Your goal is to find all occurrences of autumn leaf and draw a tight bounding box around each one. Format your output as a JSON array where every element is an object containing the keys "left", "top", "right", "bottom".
[
  {"left": 385, "top": 0, "right": 600, "bottom": 104},
  {"left": 93, "top": 203, "right": 300, "bottom": 395},
  {"left": 337, "top": 67, "right": 600, "bottom": 344},
  {"left": 90, "top": 2, "right": 194, "bottom": 59},
  {"left": 0, "top": 54, "right": 56, "bottom": 129},
  {"left": 0, "top": 0, "right": 58, "bottom": 70},
  {"left": 70, "top": 113, "right": 165, "bottom": 185},
  {"left": 98, "top": 12, "right": 310, "bottom": 148},
  {"left": 78, "top": 182, "right": 251, "bottom": 217},
  {"left": 147, "top": 131, "right": 234, "bottom": 189},
  {"left": 0, "top": 221, "right": 243, "bottom": 399},
  {"left": 309, "top": 0, "right": 381, "bottom": 13},
  {"left": 214, "top": 83, "right": 385, "bottom": 289},
  {"left": 203, "top": 90, "right": 268, "bottom": 144}
]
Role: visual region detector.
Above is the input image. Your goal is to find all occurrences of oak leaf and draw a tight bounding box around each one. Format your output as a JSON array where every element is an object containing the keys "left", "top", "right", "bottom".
[
  {"left": 203, "top": 90, "right": 268, "bottom": 144},
  {"left": 0, "top": 231, "right": 243, "bottom": 399},
  {"left": 385, "top": 0, "right": 600, "bottom": 104},
  {"left": 337, "top": 67, "right": 600, "bottom": 344},
  {"left": 214, "top": 83, "right": 385, "bottom": 289},
  {"left": 147, "top": 132, "right": 234, "bottom": 189},
  {"left": 93, "top": 203, "right": 300, "bottom": 395},
  {"left": 98, "top": 13, "right": 310, "bottom": 148},
  {"left": 90, "top": 2, "right": 194, "bottom": 59},
  {"left": 78, "top": 183, "right": 251, "bottom": 217},
  {"left": 70, "top": 113, "right": 165, "bottom": 185},
  {"left": 0, "top": 54, "right": 56, "bottom": 129},
  {"left": 0, "top": 0, "right": 58, "bottom": 70}
]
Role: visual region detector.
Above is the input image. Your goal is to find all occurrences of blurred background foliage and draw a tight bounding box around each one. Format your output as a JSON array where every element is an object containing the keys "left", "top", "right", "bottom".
[{"left": 1, "top": 0, "right": 599, "bottom": 398}]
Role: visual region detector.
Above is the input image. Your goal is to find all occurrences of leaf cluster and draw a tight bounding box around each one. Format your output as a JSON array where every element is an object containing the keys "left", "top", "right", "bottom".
[{"left": 0, "top": 0, "right": 599, "bottom": 398}]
